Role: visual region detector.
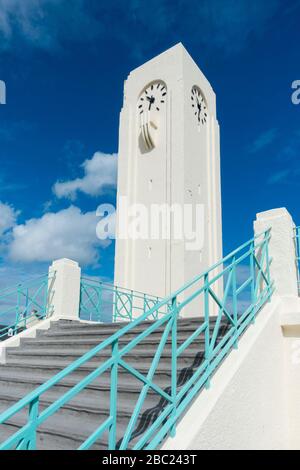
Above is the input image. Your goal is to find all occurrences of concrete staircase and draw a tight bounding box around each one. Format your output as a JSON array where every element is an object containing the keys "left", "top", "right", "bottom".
[{"left": 0, "top": 317, "right": 230, "bottom": 450}]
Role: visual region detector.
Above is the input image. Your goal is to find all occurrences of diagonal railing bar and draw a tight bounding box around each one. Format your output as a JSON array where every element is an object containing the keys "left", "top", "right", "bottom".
[
  {"left": 253, "top": 253, "right": 269, "bottom": 291},
  {"left": 115, "top": 291, "right": 132, "bottom": 318},
  {"left": 79, "top": 278, "right": 168, "bottom": 323},
  {"left": 253, "top": 234, "right": 270, "bottom": 297},
  {"left": 118, "top": 359, "right": 173, "bottom": 403},
  {"left": 119, "top": 319, "right": 174, "bottom": 450},
  {"left": 0, "top": 229, "right": 274, "bottom": 450},
  {"left": 208, "top": 286, "right": 234, "bottom": 324},
  {"left": 16, "top": 283, "right": 48, "bottom": 319},
  {"left": 209, "top": 268, "right": 234, "bottom": 355},
  {"left": 176, "top": 322, "right": 206, "bottom": 357},
  {"left": 0, "top": 273, "right": 55, "bottom": 340},
  {"left": 79, "top": 418, "right": 112, "bottom": 451},
  {"left": 236, "top": 277, "right": 252, "bottom": 296},
  {"left": 81, "top": 284, "right": 99, "bottom": 309}
]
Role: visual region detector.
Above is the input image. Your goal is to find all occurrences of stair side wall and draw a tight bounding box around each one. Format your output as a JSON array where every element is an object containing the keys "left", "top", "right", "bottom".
[{"left": 162, "top": 297, "right": 288, "bottom": 450}]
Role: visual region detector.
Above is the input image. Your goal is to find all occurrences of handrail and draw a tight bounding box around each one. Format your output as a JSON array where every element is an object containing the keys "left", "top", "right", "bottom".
[
  {"left": 0, "top": 273, "right": 55, "bottom": 341},
  {"left": 0, "top": 230, "right": 274, "bottom": 450},
  {"left": 79, "top": 276, "right": 169, "bottom": 322}
]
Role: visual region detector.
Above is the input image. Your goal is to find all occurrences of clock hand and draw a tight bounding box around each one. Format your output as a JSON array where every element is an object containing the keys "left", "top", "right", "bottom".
[{"left": 148, "top": 95, "right": 155, "bottom": 111}]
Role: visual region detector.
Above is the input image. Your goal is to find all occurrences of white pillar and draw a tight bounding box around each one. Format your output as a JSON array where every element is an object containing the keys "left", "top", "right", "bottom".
[
  {"left": 254, "top": 208, "right": 298, "bottom": 299},
  {"left": 48, "top": 258, "right": 81, "bottom": 321}
]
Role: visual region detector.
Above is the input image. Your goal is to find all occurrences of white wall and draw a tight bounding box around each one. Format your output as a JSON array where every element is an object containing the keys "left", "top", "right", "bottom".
[
  {"left": 280, "top": 298, "right": 300, "bottom": 449},
  {"left": 163, "top": 297, "right": 288, "bottom": 450}
]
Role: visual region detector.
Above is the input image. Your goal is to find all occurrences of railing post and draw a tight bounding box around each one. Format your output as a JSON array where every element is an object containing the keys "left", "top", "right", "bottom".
[
  {"left": 204, "top": 273, "right": 210, "bottom": 389},
  {"left": 112, "top": 286, "right": 118, "bottom": 322},
  {"left": 27, "top": 397, "right": 39, "bottom": 450},
  {"left": 109, "top": 339, "right": 118, "bottom": 450},
  {"left": 97, "top": 282, "right": 103, "bottom": 322},
  {"left": 232, "top": 257, "right": 238, "bottom": 348},
  {"left": 170, "top": 295, "right": 177, "bottom": 438},
  {"left": 14, "top": 285, "right": 22, "bottom": 335},
  {"left": 264, "top": 230, "right": 272, "bottom": 301},
  {"left": 250, "top": 241, "right": 256, "bottom": 324},
  {"left": 130, "top": 290, "right": 133, "bottom": 321}
]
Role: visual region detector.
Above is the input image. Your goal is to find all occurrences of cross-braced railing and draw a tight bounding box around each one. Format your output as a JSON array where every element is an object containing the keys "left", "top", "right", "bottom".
[
  {"left": 0, "top": 230, "right": 273, "bottom": 450},
  {"left": 80, "top": 277, "right": 170, "bottom": 322},
  {"left": 0, "top": 274, "right": 55, "bottom": 341}
]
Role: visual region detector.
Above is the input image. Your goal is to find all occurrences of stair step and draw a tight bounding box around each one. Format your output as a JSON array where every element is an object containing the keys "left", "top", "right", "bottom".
[
  {"left": 0, "top": 404, "right": 131, "bottom": 450},
  {"left": 0, "top": 316, "right": 231, "bottom": 450},
  {"left": 20, "top": 334, "right": 208, "bottom": 349},
  {"left": 42, "top": 322, "right": 229, "bottom": 341},
  {"left": 0, "top": 371, "right": 171, "bottom": 396},
  {"left": 0, "top": 381, "right": 160, "bottom": 417}
]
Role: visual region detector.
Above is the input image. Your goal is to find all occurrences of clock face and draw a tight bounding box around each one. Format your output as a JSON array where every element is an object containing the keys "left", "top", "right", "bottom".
[
  {"left": 191, "top": 86, "right": 207, "bottom": 125},
  {"left": 138, "top": 81, "right": 167, "bottom": 114}
]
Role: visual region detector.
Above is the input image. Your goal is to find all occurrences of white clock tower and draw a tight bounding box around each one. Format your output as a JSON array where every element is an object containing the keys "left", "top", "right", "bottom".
[{"left": 114, "top": 43, "right": 222, "bottom": 316}]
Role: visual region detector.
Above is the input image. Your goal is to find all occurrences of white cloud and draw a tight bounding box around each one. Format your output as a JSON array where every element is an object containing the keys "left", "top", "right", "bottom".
[
  {"left": 53, "top": 151, "right": 117, "bottom": 200},
  {"left": 248, "top": 128, "right": 278, "bottom": 154},
  {"left": 0, "top": 0, "right": 99, "bottom": 51},
  {"left": 0, "top": 201, "right": 18, "bottom": 236},
  {"left": 8, "top": 205, "right": 107, "bottom": 266}
]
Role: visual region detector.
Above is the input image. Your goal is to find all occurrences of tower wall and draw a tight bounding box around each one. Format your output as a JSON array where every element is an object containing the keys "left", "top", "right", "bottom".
[{"left": 114, "top": 43, "right": 222, "bottom": 317}]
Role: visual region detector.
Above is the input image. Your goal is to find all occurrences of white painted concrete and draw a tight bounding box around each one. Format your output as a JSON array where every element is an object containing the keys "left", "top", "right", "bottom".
[
  {"left": 114, "top": 43, "right": 222, "bottom": 316},
  {"left": 254, "top": 208, "right": 298, "bottom": 298},
  {"left": 48, "top": 258, "right": 81, "bottom": 321},
  {"left": 0, "top": 258, "right": 82, "bottom": 363},
  {"left": 162, "top": 297, "right": 287, "bottom": 450},
  {"left": 280, "top": 295, "right": 300, "bottom": 449},
  {"left": 0, "top": 318, "right": 52, "bottom": 364}
]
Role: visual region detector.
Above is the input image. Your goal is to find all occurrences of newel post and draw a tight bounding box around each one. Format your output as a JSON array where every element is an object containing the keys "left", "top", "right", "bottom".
[
  {"left": 48, "top": 258, "right": 81, "bottom": 321},
  {"left": 254, "top": 208, "right": 298, "bottom": 299}
]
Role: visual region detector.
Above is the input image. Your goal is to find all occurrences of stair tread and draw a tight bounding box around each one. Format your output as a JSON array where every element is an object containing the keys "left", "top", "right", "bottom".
[
  {"left": 0, "top": 371, "right": 169, "bottom": 392},
  {"left": 21, "top": 335, "right": 207, "bottom": 346},
  {"left": 7, "top": 347, "right": 204, "bottom": 357},
  {"left": 0, "top": 384, "right": 159, "bottom": 415},
  {"left": 0, "top": 315, "right": 232, "bottom": 450},
  {"left": 0, "top": 404, "right": 135, "bottom": 449}
]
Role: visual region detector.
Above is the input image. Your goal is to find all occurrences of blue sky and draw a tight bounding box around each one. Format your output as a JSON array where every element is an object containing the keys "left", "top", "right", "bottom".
[{"left": 0, "top": 0, "right": 299, "bottom": 287}]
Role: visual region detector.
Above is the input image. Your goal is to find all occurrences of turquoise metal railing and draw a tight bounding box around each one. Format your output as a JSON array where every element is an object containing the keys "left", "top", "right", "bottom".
[
  {"left": 0, "top": 274, "right": 55, "bottom": 341},
  {"left": 80, "top": 277, "right": 170, "bottom": 323},
  {"left": 295, "top": 226, "right": 300, "bottom": 292},
  {"left": 0, "top": 230, "right": 273, "bottom": 450}
]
